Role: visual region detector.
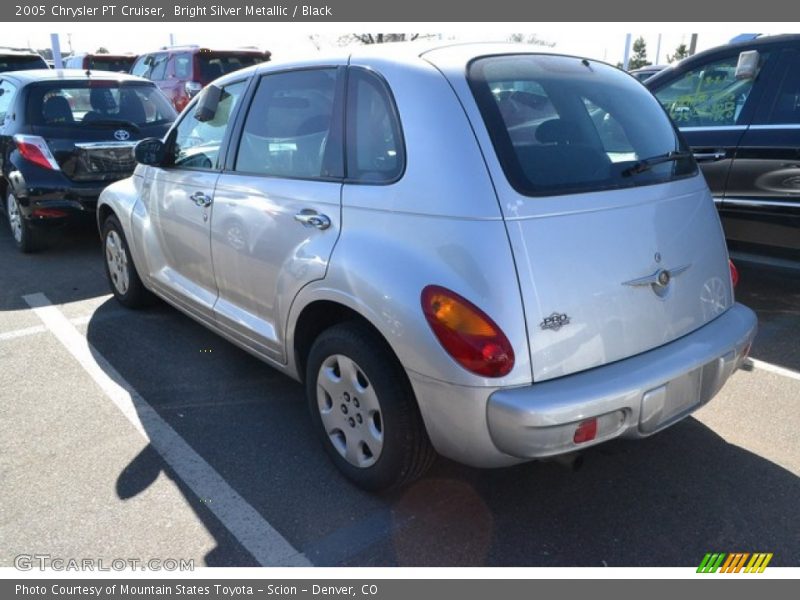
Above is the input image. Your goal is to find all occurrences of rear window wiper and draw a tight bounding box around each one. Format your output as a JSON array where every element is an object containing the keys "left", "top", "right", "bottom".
[
  {"left": 81, "top": 119, "right": 141, "bottom": 132},
  {"left": 621, "top": 150, "right": 693, "bottom": 176}
]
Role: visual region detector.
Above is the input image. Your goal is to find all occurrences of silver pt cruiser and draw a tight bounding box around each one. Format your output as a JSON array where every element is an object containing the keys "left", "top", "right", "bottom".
[{"left": 98, "top": 43, "right": 758, "bottom": 490}]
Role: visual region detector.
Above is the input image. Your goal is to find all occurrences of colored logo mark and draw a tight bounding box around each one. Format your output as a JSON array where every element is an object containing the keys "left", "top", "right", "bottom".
[{"left": 697, "top": 552, "right": 773, "bottom": 573}]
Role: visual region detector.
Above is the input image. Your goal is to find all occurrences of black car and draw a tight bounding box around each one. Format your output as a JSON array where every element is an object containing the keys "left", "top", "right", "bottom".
[
  {"left": 0, "top": 49, "right": 48, "bottom": 73},
  {"left": 647, "top": 34, "right": 800, "bottom": 264},
  {"left": 0, "top": 69, "right": 176, "bottom": 252}
]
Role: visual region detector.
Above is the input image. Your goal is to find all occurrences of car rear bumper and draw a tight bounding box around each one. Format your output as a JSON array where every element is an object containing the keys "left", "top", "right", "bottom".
[
  {"left": 18, "top": 183, "right": 111, "bottom": 225},
  {"left": 486, "top": 303, "right": 757, "bottom": 459}
]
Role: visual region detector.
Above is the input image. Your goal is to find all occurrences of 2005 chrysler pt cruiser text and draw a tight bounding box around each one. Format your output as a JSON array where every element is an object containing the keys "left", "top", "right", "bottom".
[{"left": 97, "top": 43, "right": 758, "bottom": 490}]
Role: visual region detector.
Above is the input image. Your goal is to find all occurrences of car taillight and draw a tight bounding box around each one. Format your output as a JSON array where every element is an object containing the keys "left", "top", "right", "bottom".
[
  {"left": 729, "top": 259, "right": 739, "bottom": 289},
  {"left": 421, "top": 285, "right": 514, "bottom": 378},
  {"left": 184, "top": 81, "right": 203, "bottom": 97},
  {"left": 13, "top": 135, "right": 60, "bottom": 171}
]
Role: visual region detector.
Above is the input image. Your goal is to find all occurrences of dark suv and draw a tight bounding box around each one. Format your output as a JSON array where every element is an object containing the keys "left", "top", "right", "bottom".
[
  {"left": 0, "top": 70, "right": 176, "bottom": 252},
  {"left": 647, "top": 34, "right": 800, "bottom": 264},
  {"left": 131, "top": 46, "right": 270, "bottom": 112}
]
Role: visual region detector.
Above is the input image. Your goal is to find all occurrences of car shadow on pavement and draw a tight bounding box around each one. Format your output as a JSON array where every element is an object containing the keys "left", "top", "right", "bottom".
[
  {"left": 735, "top": 262, "right": 800, "bottom": 373},
  {"left": 86, "top": 296, "right": 800, "bottom": 568},
  {"left": 0, "top": 221, "right": 107, "bottom": 311}
]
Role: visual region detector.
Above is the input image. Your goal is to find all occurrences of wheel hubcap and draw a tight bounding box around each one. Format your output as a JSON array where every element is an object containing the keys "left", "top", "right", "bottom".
[
  {"left": 105, "top": 230, "right": 130, "bottom": 295},
  {"left": 7, "top": 195, "right": 22, "bottom": 243},
  {"left": 316, "top": 354, "right": 384, "bottom": 468}
]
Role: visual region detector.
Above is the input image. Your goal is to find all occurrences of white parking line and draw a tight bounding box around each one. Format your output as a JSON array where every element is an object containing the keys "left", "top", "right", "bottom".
[
  {"left": 746, "top": 358, "right": 800, "bottom": 382},
  {"left": 23, "top": 292, "right": 311, "bottom": 567},
  {"left": 0, "top": 324, "right": 47, "bottom": 341}
]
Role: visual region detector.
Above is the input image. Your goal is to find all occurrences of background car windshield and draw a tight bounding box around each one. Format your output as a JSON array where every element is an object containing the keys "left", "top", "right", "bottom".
[
  {"left": 197, "top": 54, "right": 264, "bottom": 81},
  {"left": 88, "top": 57, "right": 135, "bottom": 72},
  {"left": 0, "top": 55, "right": 47, "bottom": 71},
  {"left": 28, "top": 82, "right": 176, "bottom": 127},
  {"left": 469, "top": 54, "right": 696, "bottom": 196}
]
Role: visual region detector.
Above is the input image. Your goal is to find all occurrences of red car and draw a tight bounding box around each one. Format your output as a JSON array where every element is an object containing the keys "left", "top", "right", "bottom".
[{"left": 130, "top": 46, "right": 270, "bottom": 111}]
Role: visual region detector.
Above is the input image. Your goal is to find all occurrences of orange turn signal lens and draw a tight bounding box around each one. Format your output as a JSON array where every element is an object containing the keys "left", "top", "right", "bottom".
[{"left": 421, "top": 285, "right": 514, "bottom": 378}]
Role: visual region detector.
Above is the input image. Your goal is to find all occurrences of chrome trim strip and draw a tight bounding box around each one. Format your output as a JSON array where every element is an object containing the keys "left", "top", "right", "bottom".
[
  {"left": 74, "top": 141, "right": 137, "bottom": 150},
  {"left": 748, "top": 124, "right": 800, "bottom": 130},
  {"left": 713, "top": 196, "right": 723, "bottom": 205},
  {"left": 679, "top": 125, "right": 748, "bottom": 132},
  {"left": 724, "top": 198, "right": 800, "bottom": 209}
]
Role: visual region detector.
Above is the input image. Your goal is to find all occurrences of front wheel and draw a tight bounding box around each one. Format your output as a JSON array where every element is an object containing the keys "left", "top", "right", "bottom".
[
  {"left": 6, "top": 192, "right": 38, "bottom": 253},
  {"left": 101, "top": 215, "right": 152, "bottom": 308},
  {"left": 306, "top": 323, "right": 436, "bottom": 491}
]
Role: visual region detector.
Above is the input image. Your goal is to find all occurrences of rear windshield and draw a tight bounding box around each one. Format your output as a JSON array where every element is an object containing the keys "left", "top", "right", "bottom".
[
  {"left": 28, "top": 81, "right": 177, "bottom": 128},
  {"left": 196, "top": 53, "right": 265, "bottom": 82},
  {"left": 468, "top": 55, "right": 696, "bottom": 197},
  {"left": 88, "top": 57, "right": 136, "bottom": 73},
  {"left": 0, "top": 55, "right": 47, "bottom": 72}
]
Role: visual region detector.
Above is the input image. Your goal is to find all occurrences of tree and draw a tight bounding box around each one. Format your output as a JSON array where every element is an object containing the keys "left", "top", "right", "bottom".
[
  {"left": 508, "top": 33, "right": 555, "bottom": 47},
  {"left": 339, "top": 33, "right": 434, "bottom": 45},
  {"left": 627, "top": 36, "right": 651, "bottom": 70},
  {"left": 667, "top": 43, "right": 690, "bottom": 64},
  {"left": 95, "top": 46, "right": 109, "bottom": 54}
]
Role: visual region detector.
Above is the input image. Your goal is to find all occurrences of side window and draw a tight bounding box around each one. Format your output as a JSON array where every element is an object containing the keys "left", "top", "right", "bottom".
[
  {"left": 653, "top": 53, "right": 767, "bottom": 127},
  {"left": 174, "top": 53, "right": 192, "bottom": 79},
  {"left": 149, "top": 53, "right": 169, "bottom": 81},
  {"left": 171, "top": 80, "right": 246, "bottom": 170},
  {"left": 345, "top": 68, "right": 404, "bottom": 183},
  {"left": 766, "top": 52, "right": 800, "bottom": 124},
  {"left": 234, "top": 68, "right": 340, "bottom": 179},
  {"left": 0, "top": 80, "right": 17, "bottom": 122},
  {"left": 130, "top": 55, "right": 152, "bottom": 78}
]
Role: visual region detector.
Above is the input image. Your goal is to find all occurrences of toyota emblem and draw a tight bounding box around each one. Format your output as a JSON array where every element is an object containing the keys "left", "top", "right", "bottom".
[{"left": 113, "top": 129, "right": 130, "bottom": 141}]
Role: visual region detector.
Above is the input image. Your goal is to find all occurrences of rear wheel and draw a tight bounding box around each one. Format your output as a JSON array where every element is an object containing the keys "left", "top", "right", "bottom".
[
  {"left": 102, "top": 214, "right": 152, "bottom": 308},
  {"left": 6, "top": 192, "right": 38, "bottom": 253},
  {"left": 306, "top": 323, "right": 436, "bottom": 491}
]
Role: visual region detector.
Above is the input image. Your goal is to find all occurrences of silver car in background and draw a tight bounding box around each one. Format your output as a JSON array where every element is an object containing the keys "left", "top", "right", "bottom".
[{"left": 97, "top": 43, "right": 757, "bottom": 490}]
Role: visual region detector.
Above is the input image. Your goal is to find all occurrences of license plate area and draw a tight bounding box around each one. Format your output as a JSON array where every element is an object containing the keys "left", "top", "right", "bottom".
[{"left": 639, "top": 350, "right": 736, "bottom": 434}]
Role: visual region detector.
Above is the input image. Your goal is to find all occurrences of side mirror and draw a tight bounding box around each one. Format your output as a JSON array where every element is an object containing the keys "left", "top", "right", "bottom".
[
  {"left": 194, "top": 85, "right": 221, "bottom": 122},
  {"left": 134, "top": 137, "right": 167, "bottom": 166},
  {"left": 735, "top": 50, "right": 760, "bottom": 80}
]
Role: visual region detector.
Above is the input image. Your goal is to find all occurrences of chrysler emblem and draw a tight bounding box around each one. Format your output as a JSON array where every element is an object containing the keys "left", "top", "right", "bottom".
[
  {"left": 113, "top": 129, "right": 130, "bottom": 141},
  {"left": 623, "top": 264, "right": 691, "bottom": 290}
]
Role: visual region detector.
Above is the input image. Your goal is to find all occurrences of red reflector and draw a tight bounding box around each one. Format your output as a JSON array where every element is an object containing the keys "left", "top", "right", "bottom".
[
  {"left": 573, "top": 418, "right": 598, "bottom": 444},
  {"left": 31, "top": 208, "right": 68, "bottom": 218},
  {"left": 729, "top": 259, "right": 739, "bottom": 288}
]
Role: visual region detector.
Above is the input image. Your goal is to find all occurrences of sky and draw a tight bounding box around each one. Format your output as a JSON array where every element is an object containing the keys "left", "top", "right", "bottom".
[{"left": 1, "top": 23, "right": 792, "bottom": 66}]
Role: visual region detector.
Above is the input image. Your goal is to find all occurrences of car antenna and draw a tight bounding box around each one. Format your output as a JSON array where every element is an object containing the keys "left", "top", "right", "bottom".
[{"left": 581, "top": 58, "right": 593, "bottom": 70}]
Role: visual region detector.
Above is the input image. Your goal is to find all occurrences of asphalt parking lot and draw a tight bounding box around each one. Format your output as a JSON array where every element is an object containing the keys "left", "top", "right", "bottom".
[{"left": 1, "top": 224, "right": 799, "bottom": 568}]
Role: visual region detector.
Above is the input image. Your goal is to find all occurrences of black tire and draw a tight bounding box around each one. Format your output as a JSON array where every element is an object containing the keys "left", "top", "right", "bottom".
[
  {"left": 6, "top": 191, "right": 38, "bottom": 253},
  {"left": 305, "top": 322, "right": 437, "bottom": 491},
  {"left": 101, "top": 214, "right": 152, "bottom": 308}
]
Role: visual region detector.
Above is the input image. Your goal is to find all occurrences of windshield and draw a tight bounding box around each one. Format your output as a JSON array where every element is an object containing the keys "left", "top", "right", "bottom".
[
  {"left": 28, "top": 81, "right": 177, "bottom": 128},
  {"left": 196, "top": 53, "right": 265, "bottom": 82},
  {"left": 468, "top": 54, "right": 696, "bottom": 196},
  {"left": 0, "top": 55, "right": 47, "bottom": 72},
  {"left": 88, "top": 56, "right": 136, "bottom": 73}
]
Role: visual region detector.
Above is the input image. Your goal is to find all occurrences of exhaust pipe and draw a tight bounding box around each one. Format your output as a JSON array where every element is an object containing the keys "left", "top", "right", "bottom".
[{"left": 550, "top": 452, "right": 584, "bottom": 472}]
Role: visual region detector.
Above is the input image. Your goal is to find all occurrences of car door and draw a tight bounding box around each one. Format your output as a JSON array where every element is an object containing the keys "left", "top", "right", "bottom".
[
  {"left": 650, "top": 48, "right": 776, "bottom": 203},
  {"left": 723, "top": 46, "right": 800, "bottom": 258},
  {"left": 210, "top": 67, "right": 344, "bottom": 362},
  {"left": 138, "top": 80, "right": 247, "bottom": 321}
]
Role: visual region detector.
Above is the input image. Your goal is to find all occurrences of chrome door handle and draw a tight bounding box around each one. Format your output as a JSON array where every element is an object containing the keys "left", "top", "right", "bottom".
[
  {"left": 294, "top": 210, "right": 331, "bottom": 230},
  {"left": 190, "top": 191, "right": 213, "bottom": 207},
  {"left": 693, "top": 151, "right": 726, "bottom": 162}
]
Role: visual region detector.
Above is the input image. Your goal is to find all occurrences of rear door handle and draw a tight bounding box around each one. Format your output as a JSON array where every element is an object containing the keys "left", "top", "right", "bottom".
[
  {"left": 294, "top": 209, "right": 331, "bottom": 230},
  {"left": 693, "top": 150, "right": 727, "bottom": 162},
  {"left": 190, "top": 191, "right": 213, "bottom": 207}
]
